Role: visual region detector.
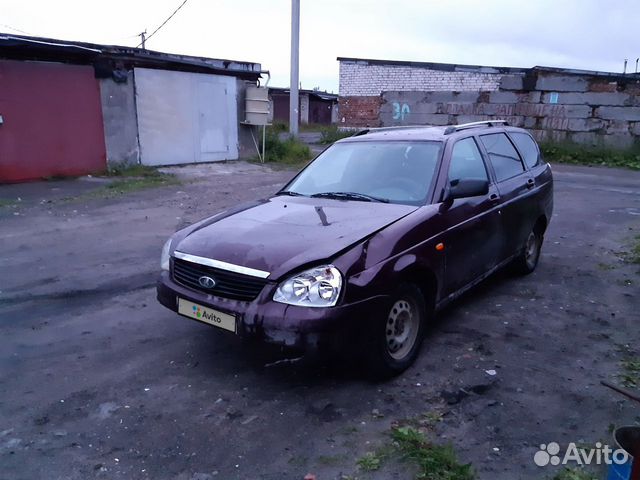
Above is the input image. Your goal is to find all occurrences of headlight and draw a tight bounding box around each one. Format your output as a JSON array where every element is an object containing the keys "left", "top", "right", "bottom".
[
  {"left": 273, "top": 265, "right": 342, "bottom": 307},
  {"left": 160, "top": 238, "right": 172, "bottom": 271}
]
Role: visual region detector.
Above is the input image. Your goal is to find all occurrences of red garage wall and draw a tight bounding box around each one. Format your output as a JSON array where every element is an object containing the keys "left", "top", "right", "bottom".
[{"left": 0, "top": 60, "right": 106, "bottom": 182}]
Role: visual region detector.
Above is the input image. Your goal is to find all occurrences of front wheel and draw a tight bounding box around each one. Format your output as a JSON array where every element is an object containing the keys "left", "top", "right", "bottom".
[
  {"left": 366, "top": 283, "right": 428, "bottom": 378},
  {"left": 513, "top": 229, "right": 543, "bottom": 275}
]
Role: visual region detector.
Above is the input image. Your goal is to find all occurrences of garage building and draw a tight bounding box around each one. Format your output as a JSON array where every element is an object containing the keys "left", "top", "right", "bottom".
[{"left": 0, "top": 34, "right": 264, "bottom": 182}]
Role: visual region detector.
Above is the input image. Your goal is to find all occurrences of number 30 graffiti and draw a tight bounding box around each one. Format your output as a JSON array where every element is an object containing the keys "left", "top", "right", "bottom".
[{"left": 392, "top": 102, "right": 411, "bottom": 121}]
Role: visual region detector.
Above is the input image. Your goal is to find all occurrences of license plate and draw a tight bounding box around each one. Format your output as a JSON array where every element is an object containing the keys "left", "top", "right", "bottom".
[{"left": 177, "top": 298, "right": 237, "bottom": 333}]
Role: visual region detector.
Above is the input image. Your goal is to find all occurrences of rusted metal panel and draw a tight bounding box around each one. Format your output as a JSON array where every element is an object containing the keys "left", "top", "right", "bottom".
[{"left": 0, "top": 60, "right": 106, "bottom": 183}]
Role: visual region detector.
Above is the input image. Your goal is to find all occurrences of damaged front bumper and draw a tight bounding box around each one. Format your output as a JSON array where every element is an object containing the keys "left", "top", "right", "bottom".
[{"left": 156, "top": 271, "right": 388, "bottom": 353}]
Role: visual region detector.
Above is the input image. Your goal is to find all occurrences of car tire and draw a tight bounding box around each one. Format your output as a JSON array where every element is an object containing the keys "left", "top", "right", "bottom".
[
  {"left": 513, "top": 228, "right": 543, "bottom": 275},
  {"left": 365, "top": 283, "right": 428, "bottom": 379}
]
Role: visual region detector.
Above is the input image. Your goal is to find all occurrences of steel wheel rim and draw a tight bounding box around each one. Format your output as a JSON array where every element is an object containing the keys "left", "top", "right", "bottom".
[
  {"left": 385, "top": 298, "right": 419, "bottom": 360},
  {"left": 525, "top": 232, "right": 539, "bottom": 268}
]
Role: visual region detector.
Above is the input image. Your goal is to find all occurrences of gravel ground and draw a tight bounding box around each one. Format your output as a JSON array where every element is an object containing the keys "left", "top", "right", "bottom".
[{"left": 0, "top": 161, "right": 639, "bottom": 480}]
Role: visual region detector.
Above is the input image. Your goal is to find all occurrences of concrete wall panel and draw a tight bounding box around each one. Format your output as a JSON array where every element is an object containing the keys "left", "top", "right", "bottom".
[{"left": 99, "top": 72, "right": 139, "bottom": 168}]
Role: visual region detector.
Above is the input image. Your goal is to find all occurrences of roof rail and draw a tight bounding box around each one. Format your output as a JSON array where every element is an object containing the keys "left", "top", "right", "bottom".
[
  {"left": 353, "top": 125, "right": 431, "bottom": 136},
  {"left": 444, "top": 120, "right": 509, "bottom": 135}
]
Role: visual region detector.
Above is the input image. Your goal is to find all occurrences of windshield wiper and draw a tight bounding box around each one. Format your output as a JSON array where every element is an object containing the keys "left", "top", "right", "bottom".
[
  {"left": 275, "top": 190, "right": 306, "bottom": 197},
  {"left": 310, "top": 191, "right": 389, "bottom": 203}
]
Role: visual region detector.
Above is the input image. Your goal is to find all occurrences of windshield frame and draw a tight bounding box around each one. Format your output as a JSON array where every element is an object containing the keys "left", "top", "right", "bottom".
[{"left": 277, "top": 139, "right": 445, "bottom": 206}]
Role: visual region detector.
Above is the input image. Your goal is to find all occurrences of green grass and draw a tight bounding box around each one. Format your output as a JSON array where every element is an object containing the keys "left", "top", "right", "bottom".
[
  {"left": 627, "top": 235, "right": 640, "bottom": 264},
  {"left": 357, "top": 451, "right": 383, "bottom": 471},
  {"left": 420, "top": 411, "right": 445, "bottom": 427},
  {"left": 102, "top": 175, "right": 179, "bottom": 195},
  {"left": 0, "top": 199, "right": 16, "bottom": 208},
  {"left": 620, "top": 357, "right": 640, "bottom": 388},
  {"left": 106, "top": 164, "right": 166, "bottom": 178},
  {"left": 256, "top": 127, "right": 312, "bottom": 166},
  {"left": 59, "top": 164, "right": 179, "bottom": 201},
  {"left": 99, "top": 164, "right": 180, "bottom": 195},
  {"left": 539, "top": 141, "right": 640, "bottom": 170},
  {"left": 354, "top": 424, "right": 473, "bottom": 479},
  {"left": 319, "top": 125, "right": 357, "bottom": 144},
  {"left": 552, "top": 467, "right": 598, "bottom": 480},
  {"left": 390, "top": 426, "right": 474, "bottom": 480}
]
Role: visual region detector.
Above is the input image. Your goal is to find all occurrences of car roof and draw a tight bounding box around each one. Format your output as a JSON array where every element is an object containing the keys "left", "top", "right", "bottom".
[{"left": 338, "top": 122, "right": 532, "bottom": 143}]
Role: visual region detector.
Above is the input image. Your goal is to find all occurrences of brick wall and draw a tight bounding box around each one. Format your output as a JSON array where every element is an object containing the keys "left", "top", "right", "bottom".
[
  {"left": 338, "top": 96, "right": 383, "bottom": 128},
  {"left": 339, "top": 60, "right": 506, "bottom": 97}
]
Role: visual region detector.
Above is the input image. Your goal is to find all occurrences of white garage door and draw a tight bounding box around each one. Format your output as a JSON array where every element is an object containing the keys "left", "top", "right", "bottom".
[{"left": 135, "top": 68, "right": 238, "bottom": 166}]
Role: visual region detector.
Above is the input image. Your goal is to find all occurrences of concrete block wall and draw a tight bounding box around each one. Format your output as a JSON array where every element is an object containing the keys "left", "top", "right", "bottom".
[{"left": 339, "top": 59, "right": 640, "bottom": 148}]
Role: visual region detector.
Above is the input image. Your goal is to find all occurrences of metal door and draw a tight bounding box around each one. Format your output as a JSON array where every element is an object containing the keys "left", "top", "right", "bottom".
[
  {"left": 135, "top": 68, "right": 238, "bottom": 166},
  {"left": 0, "top": 60, "right": 106, "bottom": 182}
]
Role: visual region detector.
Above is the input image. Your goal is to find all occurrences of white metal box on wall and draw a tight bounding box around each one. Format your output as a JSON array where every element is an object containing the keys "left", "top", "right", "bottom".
[{"left": 134, "top": 68, "right": 238, "bottom": 166}]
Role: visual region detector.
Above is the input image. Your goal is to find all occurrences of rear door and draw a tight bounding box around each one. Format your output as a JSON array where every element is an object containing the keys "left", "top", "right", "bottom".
[
  {"left": 440, "top": 136, "right": 502, "bottom": 295},
  {"left": 478, "top": 132, "right": 534, "bottom": 262}
]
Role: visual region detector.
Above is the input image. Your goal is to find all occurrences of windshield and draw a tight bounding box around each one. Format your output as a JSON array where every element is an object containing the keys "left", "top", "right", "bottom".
[{"left": 282, "top": 141, "right": 443, "bottom": 206}]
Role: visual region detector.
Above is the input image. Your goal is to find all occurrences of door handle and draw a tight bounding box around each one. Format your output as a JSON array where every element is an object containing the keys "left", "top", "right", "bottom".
[
  {"left": 489, "top": 193, "right": 500, "bottom": 202},
  {"left": 526, "top": 178, "right": 535, "bottom": 189}
]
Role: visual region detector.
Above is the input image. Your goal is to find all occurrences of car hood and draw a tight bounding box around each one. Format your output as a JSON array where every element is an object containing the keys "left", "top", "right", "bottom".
[{"left": 174, "top": 196, "right": 417, "bottom": 280}]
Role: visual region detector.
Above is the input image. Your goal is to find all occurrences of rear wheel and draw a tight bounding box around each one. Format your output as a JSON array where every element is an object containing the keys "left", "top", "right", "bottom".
[
  {"left": 514, "top": 228, "right": 543, "bottom": 274},
  {"left": 366, "top": 283, "right": 427, "bottom": 378}
]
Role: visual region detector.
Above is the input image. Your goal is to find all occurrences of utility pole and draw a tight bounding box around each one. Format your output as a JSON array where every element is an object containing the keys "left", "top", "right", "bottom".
[
  {"left": 139, "top": 30, "right": 147, "bottom": 49},
  {"left": 289, "top": 0, "right": 300, "bottom": 137}
]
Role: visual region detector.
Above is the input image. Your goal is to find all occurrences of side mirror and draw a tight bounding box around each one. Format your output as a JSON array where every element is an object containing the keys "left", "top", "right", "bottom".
[{"left": 444, "top": 179, "right": 489, "bottom": 203}]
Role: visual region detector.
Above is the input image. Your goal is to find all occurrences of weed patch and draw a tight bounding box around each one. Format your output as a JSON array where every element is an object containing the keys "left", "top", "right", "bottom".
[
  {"left": 256, "top": 128, "right": 312, "bottom": 166},
  {"left": 357, "top": 451, "right": 384, "bottom": 471},
  {"left": 356, "top": 425, "right": 473, "bottom": 479},
  {"left": 539, "top": 142, "right": 640, "bottom": 170},
  {"left": 552, "top": 466, "right": 598, "bottom": 480},
  {"left": 391, "top": 426, "right": 474, "bottom": 480},
  {"left": 319, "top": 125, "right": 357, "bottom": 144},
  {"left": 106, "top": 164, "right": 166, "bottom": 178},
  {"left": 627, "top": 235, "right": 640, "bottom": 264}
]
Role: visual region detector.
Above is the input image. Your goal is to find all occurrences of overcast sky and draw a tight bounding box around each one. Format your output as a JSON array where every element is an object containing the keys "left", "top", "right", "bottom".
[{"left": 2, "top": 0, "right": 639, "bottom": 92}]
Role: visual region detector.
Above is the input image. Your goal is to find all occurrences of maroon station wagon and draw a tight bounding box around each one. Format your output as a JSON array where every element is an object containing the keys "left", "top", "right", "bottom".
[{"left": 157, "top": 120, "right": 553, "bottom": 377}]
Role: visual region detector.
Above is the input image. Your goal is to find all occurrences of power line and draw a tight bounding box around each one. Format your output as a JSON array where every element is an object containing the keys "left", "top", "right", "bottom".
[
  {"left": 137, "top": 0, "right": 189, "bottom": 48},
  {"left": 0, "top": 23, "right": 34, "bottom": 36}
]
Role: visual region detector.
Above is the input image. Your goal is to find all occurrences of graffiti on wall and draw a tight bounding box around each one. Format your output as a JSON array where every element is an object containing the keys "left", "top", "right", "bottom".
[{"left": 392, "top": 102, "right": 411, "bottom": 121}]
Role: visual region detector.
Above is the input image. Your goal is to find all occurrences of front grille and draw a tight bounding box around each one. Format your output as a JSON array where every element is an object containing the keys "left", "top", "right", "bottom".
[{"left": 172, "top": 257, "right": 268, "bottom": 301}]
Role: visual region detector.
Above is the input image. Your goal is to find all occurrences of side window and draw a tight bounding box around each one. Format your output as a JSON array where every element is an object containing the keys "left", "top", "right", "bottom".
[
  {"left": 510, "top": 132, "right": 540, "bottom": 169},
  {"left": 448, "top": 137, "right": 488, "bottom": 183},
  {"left": 480, "top": 133, "right": 525, "bottom": 182}
]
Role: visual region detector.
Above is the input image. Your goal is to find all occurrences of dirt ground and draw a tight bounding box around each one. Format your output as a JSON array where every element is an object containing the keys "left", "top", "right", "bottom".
[{"left": 1, "top": 161, "right": 639, "bottom": 480}]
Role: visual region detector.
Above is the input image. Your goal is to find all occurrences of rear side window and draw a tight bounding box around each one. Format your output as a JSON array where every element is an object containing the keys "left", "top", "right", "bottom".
[
  {"left": 448, "top": 137, "right": 488, "bottom": 182},
  {"left": 480, "top": 133, "right": 525, "bottom": 182},
  {"left": 510, "top": 132, "right": 540, "bottom": 169}
]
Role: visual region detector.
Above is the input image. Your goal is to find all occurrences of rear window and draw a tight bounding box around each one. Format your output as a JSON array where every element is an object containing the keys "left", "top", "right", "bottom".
[
  {"left": 510, "top": 132, "right": 540, "bottom": 169},
  {"left": 480, "top": 133, "right": 525, "bottom": 182}
]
